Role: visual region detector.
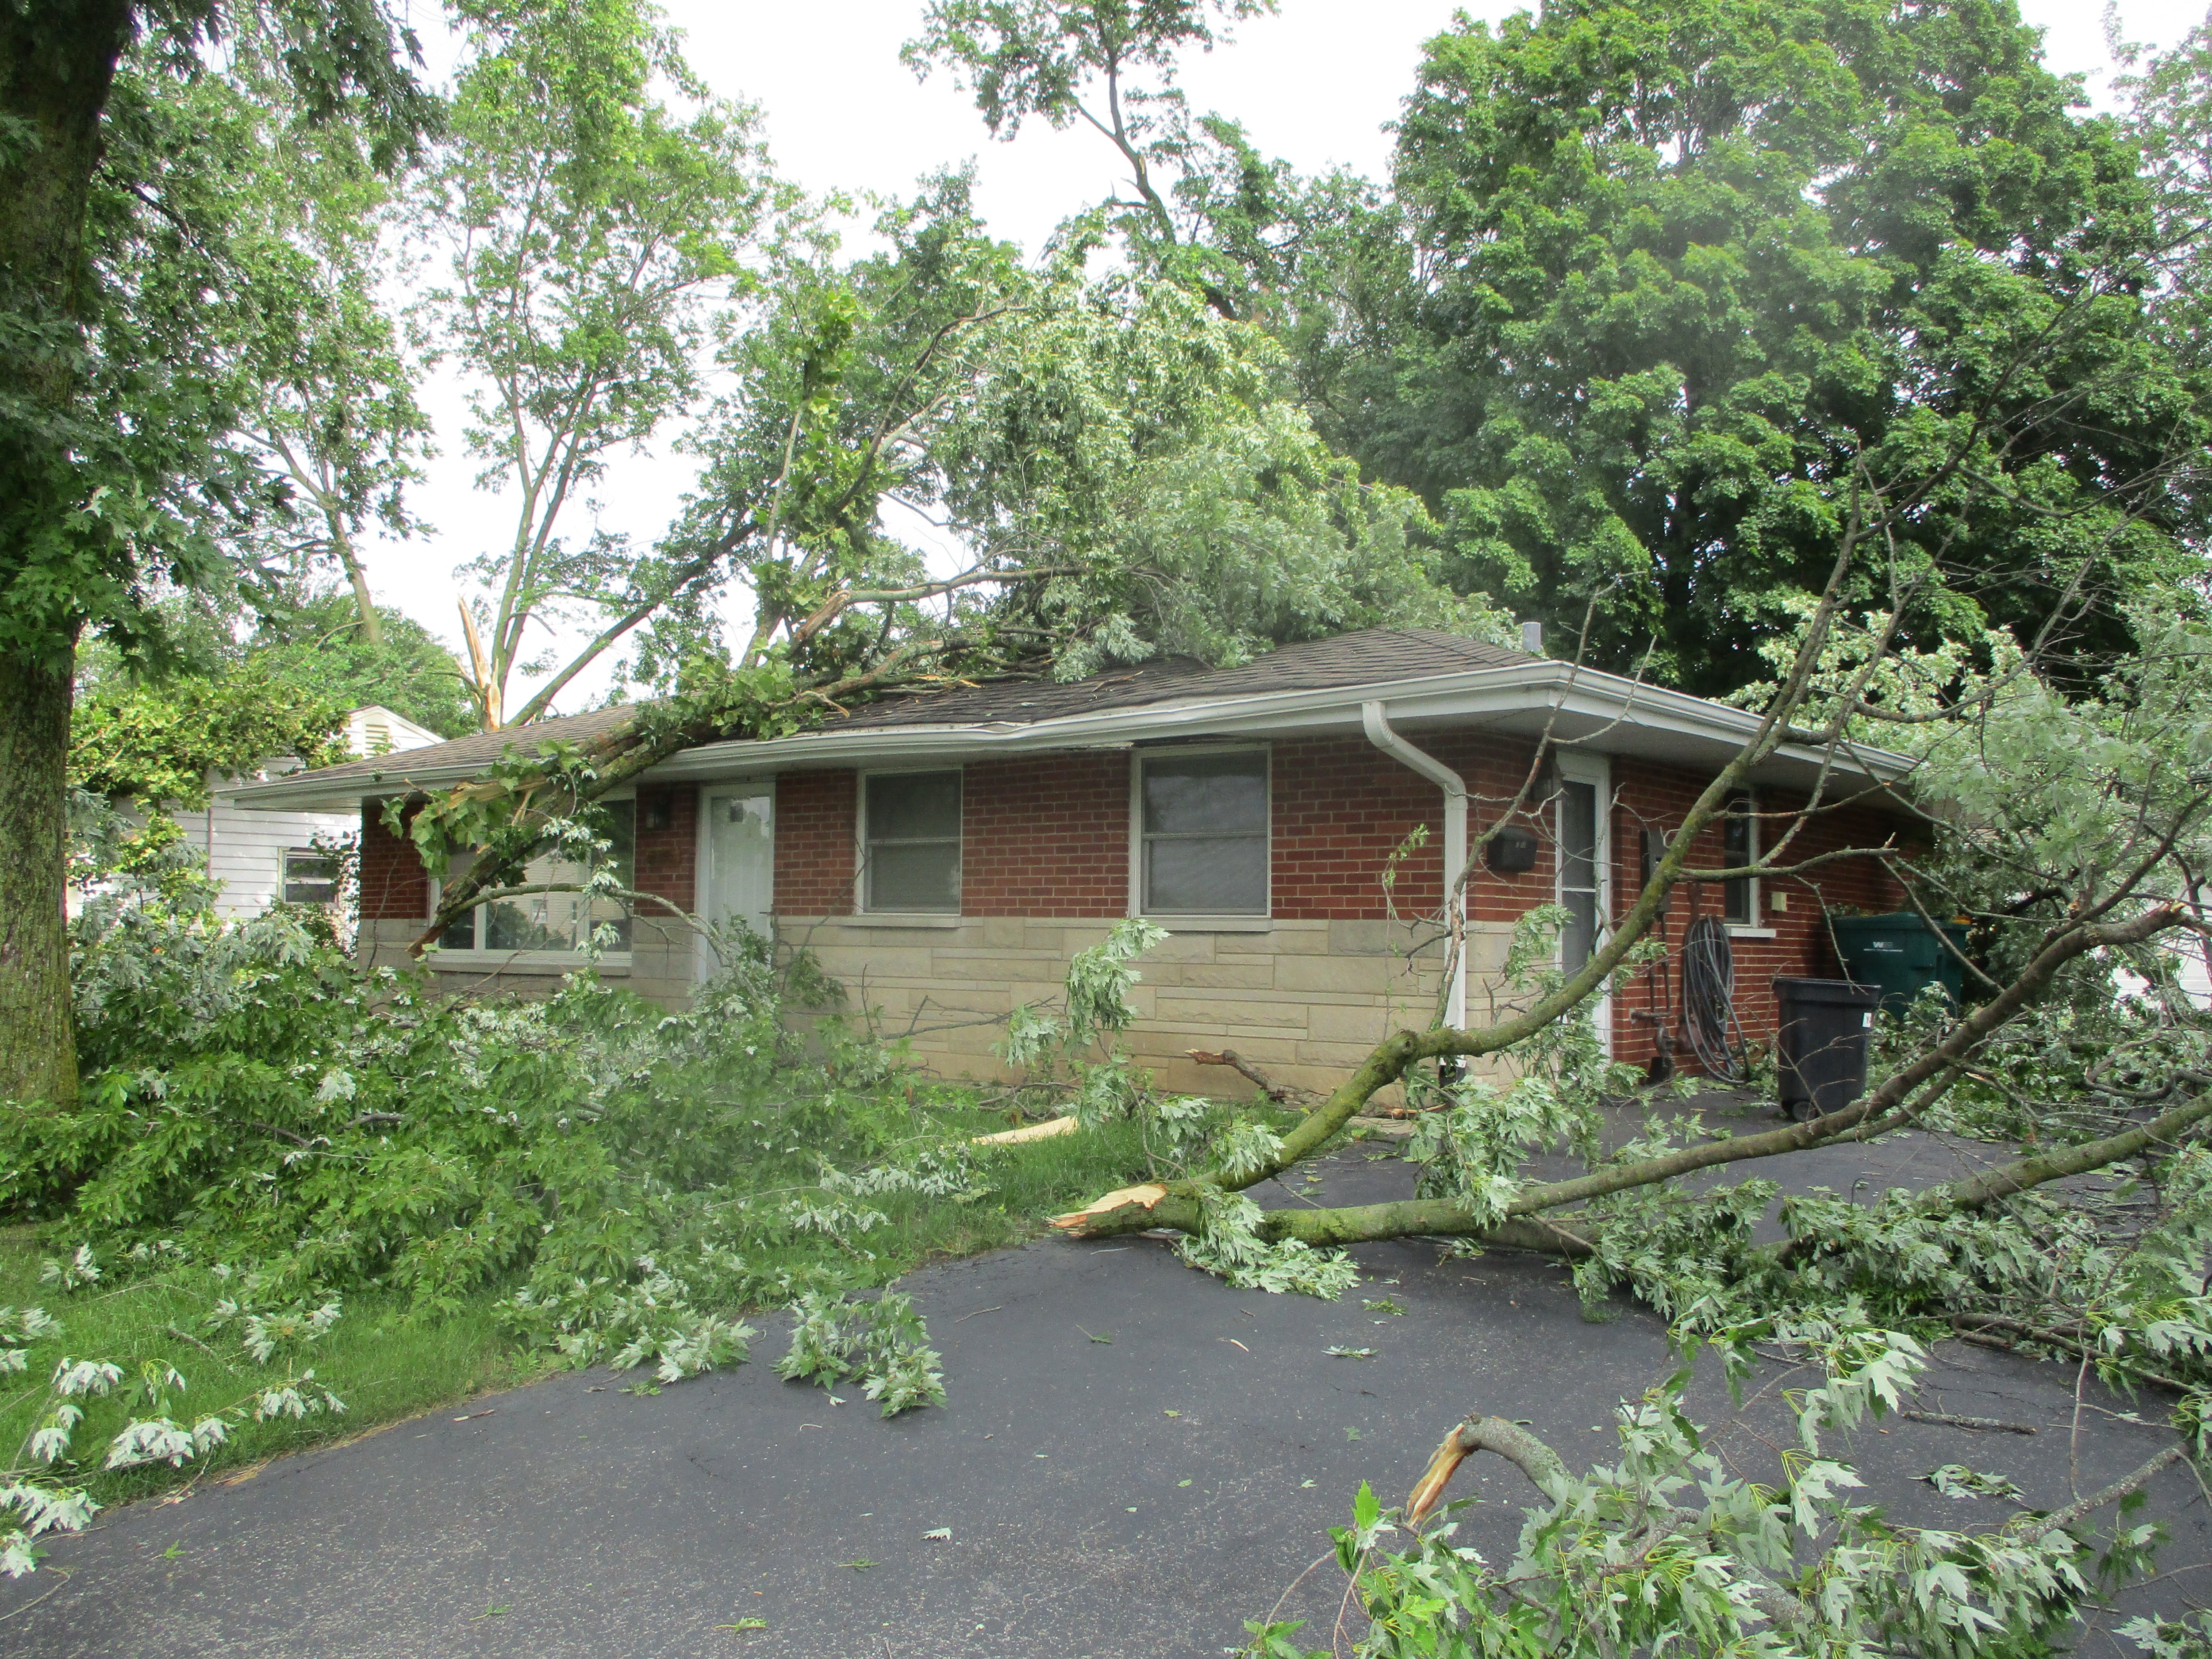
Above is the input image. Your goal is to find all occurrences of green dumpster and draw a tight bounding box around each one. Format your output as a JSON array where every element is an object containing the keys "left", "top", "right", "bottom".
[{"left": 1827, "top": 912, "right": 1970, "bottom": 1018}]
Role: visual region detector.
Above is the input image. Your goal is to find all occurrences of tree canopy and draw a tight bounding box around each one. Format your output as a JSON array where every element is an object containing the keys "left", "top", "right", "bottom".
[{"left": 933, "top": 0, "right": 2212, "bottom": 695}]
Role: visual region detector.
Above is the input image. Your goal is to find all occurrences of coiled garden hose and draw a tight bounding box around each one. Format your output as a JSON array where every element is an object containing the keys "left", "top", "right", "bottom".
[{"left": 1681, "top": 915, "right": 1752, "bottom": 1086}]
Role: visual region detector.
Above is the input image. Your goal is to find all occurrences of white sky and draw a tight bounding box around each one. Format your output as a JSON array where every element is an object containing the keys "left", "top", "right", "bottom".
[{"left": 363, "top": 0, "right": 2210, "bottom": 716}]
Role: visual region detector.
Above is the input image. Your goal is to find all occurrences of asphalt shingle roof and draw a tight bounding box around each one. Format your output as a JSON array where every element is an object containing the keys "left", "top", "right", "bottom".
[
  {"left": 264, "top": 628, "right": 1537, "bottom": 793},
  {"left": 839, "top": 628, "right": 1532, "bottom": 729}
]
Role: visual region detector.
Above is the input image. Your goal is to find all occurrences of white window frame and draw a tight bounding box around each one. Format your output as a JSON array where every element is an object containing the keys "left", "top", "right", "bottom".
[
  {"left": 278, "top": 845, "right": 342, "bottom": 907},
  {"left": 1554, "top": 751, "right": 1613, "bottom": 1056},
  {"left": 856, "top": 768, "right": 964, "bottom": 918},
  {"left": 1128, "top": 743, "right": 1273, "bottom": 930},
  {"left": 428, "top": 791, "right": 637, "bottom": 973},
  {"left": 1721, "top": 789, "right": 1765, "bottom": 933}
]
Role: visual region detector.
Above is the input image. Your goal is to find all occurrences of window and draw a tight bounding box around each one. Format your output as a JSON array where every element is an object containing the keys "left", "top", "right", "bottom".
[
  {"left": 862, "top": 771, "right": 962, "bottom": 912},
  {"left": 434, "top": 798, "right": 637, "bottom": 954},
  {"left": 280, "top": 849, "right": 341, "bottom": 906},
  {"left": 1557, "top": 780, "right": 1601, "bottom": 973},
  {"left": 1722, "top": 792, "right": 1755, "bottom": 924},
  {"left": 1139, "top": 749, "right": 1268, "bottom": 916}
]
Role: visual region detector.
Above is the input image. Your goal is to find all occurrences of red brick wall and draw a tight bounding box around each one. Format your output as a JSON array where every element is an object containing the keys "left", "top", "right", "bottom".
[
  {"left": 360, "top": 799, "right": 427, "bottom": 921},
  {"left": 1607, "top": 758, "right": 1907, "bottom": 1069},
  {"left": 775, "top": 769, "right": 858, "bottom": 916},
  {"left": 1267, "top": 733, "right": 1555, "bottom": 922},
  {"left": 632, "top": 785, "right": 697, "bottom": 913},
  {"left": 963, "top": 753, "right": 1129, "bottom": 917},
  {"left": 1270, "top": 737, "right": 1441, "bottom": 919}
]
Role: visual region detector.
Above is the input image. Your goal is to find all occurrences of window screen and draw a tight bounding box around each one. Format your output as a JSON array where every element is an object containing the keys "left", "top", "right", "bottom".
[
  {"left": 1141, "top": 751, "right": 1268, "bottom": 915},
  {"left": 864, "top": 772, "right": 962, "bottom": 912},
  {"left": 1722, "top": 793, "right": 1754, "bottom": 924},
  {"left": 280, "top": 849, "right": 341, "bottom": 906},
  {"left": 437, "top": 799, "right": 636, "bottom": 951}
]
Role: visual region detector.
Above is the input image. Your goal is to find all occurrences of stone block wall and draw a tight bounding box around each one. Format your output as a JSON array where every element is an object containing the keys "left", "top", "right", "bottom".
[{"left": 780, "top": 912, "right": 1511, "bottom": 1099}]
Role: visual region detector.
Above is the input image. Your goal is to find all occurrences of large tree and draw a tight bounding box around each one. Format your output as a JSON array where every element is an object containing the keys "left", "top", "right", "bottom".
[
  {"left": 402, "top": 174, "right": 1503, "bottom": 944},
  {"left": 0, "top": 0, "right": 428, "bottom": 1108},
  {"left": 1326, "top": 0, "right": 2206, "bottom": 695},
  {"left": 920, "top": 0, "right": 2211, "bottom": 698},
  {"left": 412, "top": 0, "right": 798, "bottom": 730}
]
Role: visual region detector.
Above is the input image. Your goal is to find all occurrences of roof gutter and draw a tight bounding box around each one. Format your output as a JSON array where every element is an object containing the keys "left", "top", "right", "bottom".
[
  {"left": 224, "top": 659, "right": 1916, "bottom": 813},
  {"left": 1362, "top": 702, "right": 1467, "bottom": 1029}
]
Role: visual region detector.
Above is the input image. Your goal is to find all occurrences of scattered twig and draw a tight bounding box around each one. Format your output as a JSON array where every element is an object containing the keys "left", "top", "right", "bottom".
[{"left": 1897, "top": 1409, "right": 2038, "bottom": 1435}]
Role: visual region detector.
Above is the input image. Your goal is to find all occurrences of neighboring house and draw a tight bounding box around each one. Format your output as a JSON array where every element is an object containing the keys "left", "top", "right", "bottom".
[
  {"left": 149, "top": 705, "right": 445, "bottom": 920},
  {"left": 225, "top": 631, "right": 1912, "bottom": 1096}
]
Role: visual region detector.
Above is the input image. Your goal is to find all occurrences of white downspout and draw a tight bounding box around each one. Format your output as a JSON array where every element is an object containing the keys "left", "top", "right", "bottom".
[{"left": 1361, "top": 701, "right": 1468, "bottom": 1029}]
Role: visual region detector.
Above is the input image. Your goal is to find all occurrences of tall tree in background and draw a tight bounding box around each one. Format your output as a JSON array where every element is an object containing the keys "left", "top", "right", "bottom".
[
  {"left": 1339, "top": 0, "right": 2206, "bottom": 693},
  {"left": 412, "top": 0, "right": 800, "bottom": 731},
  {"left": 0, "top": 0, "right": 427, "bottom": 1109},
  {"left": 904, "top": 0, "right": 1278, "bottom": 317},
  {"left": 2115, "top": 9, "right": 2212, "bottom": 376},
  {"left": 923, "top": 0, "right": 2209, "bottom": 696},
  {"left": 214, "top": 60, "right": 431, "bottom": 647}
]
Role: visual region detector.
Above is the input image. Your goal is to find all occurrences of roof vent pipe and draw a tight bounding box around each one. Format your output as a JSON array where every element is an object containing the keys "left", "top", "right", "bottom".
[
  {"left": 1521, "top": 619, "right": 1544, "bottom": 655},
  {"left": 1360, "top": 701, "right": 1468, "bottom": 1031}
]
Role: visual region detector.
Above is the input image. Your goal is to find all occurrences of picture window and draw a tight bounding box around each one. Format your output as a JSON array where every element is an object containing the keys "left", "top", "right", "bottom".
[
  {"left": 1139, "top": 750, "right": 1269, "bottom": 916},
  {"left": 862, "top": 771, "right": 963, "bottom": 913}
]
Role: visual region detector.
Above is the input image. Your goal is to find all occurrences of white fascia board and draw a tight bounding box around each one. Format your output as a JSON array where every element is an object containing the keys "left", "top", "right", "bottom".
[
  {"left": 645, "top": 661, "right": 1912, "bottom": 783},
  {"left": 227, "top": 660, "right": 1913, "bottom": 811},
  {"left": 222, "top": 759, "right": 489, "bottom": 811}
]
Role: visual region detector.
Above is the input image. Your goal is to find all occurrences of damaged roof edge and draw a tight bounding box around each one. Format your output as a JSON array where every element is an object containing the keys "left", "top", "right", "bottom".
[{"left": 221, "top": 658, "right": 1917, "bottom": 814}]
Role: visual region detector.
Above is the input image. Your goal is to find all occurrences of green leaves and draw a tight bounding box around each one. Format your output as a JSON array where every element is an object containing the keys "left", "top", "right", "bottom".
[
  {"left": 776, "top": 1289, "right": 947, "bottom": 1418},
  {"left": 69, "top": 661, "right": 351, "bottom": 810},
  {"left": 414, "top": 0, "right": 799, "bottom": 726},
  {"left": 1254, "top": 0, "right": 2211, "bottom": 697}
]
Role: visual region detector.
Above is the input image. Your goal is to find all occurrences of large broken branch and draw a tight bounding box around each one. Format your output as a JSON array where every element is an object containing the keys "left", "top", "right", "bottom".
[
  {"left": 1937, "top": 1090, "right": 2212, "bottom": 1211},
  {"left": 1406, "top": 1415, "right": 1569, "bottom": 1525},
  {"left": 1054, "top": 906, "right": 2188, "bottom": 1247}
]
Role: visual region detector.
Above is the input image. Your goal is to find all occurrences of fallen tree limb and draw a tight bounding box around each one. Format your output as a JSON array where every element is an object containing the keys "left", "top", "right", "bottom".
[
  {"left": 1937, "top": 1091, "right": 2212, "bottom": 1210},
  {"left": 2016, "top": 1447, "right": 2188, "bottom": 1544},
  {"left": 1187, "top": 1049, "right": 1317, "bottom": 1106},
  {"left": 1055, "top": 906, "right": 2187, "bottom": 1247},
  {"left": 1407, "top": 1415, "right": 1570, "bottom": 1525},
  {"left": 1766, "top": 1088, "right": 2212, "bottom": 1271}
]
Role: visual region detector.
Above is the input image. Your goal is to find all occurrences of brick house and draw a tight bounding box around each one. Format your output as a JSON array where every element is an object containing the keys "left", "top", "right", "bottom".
[{"left": 225, "top": 629, "right": 1910, "bottom": 1096}]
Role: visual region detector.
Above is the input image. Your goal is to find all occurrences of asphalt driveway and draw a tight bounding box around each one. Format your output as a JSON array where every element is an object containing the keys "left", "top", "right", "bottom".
[{"left": 5, "top": 1112, "right": 2204, "bottom": 1658}]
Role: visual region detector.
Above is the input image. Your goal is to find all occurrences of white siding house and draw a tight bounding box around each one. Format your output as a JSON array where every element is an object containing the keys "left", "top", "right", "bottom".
[{"left": 150, "top": 705, "right": 443, "bottom": 920}]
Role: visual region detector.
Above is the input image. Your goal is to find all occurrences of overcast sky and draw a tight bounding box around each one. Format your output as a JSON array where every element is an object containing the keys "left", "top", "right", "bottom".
[{"left": 363, "top": 0, "right": 2210, "bottom": 715}]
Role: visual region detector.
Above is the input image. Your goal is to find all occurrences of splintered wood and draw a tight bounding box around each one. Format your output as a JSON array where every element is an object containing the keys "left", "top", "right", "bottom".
[
  {"left": 970, "top": 1115, "right": 1079, "bottom": 1145},
  {"left": 1049, "top": 1183, "right": 1167, "bottom": 1229}
]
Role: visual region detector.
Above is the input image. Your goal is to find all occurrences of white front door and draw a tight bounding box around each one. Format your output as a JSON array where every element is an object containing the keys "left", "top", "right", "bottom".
[
  {"left": 697, "top": 784, "right": 775, "bottom": 979},
  {"left": 1555, "top": 753, "right": 1613, "bottom": 1056}
]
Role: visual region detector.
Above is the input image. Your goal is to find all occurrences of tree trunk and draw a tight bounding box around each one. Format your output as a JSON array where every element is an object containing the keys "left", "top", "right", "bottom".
[
  {"left": 0, "top": 0, "right": 131, "bottom": 1109},
  {"left": 0, "top": 645, "right": 79, "bottom": 1107},
  {"left": 332, "top": 524, "right": 383, "bottom": 647}
]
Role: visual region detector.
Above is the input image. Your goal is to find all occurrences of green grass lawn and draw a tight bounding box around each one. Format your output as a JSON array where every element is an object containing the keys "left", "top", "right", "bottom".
[{"left": 2, "top": 1098, "right": 1162, "bottom": 1516}]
